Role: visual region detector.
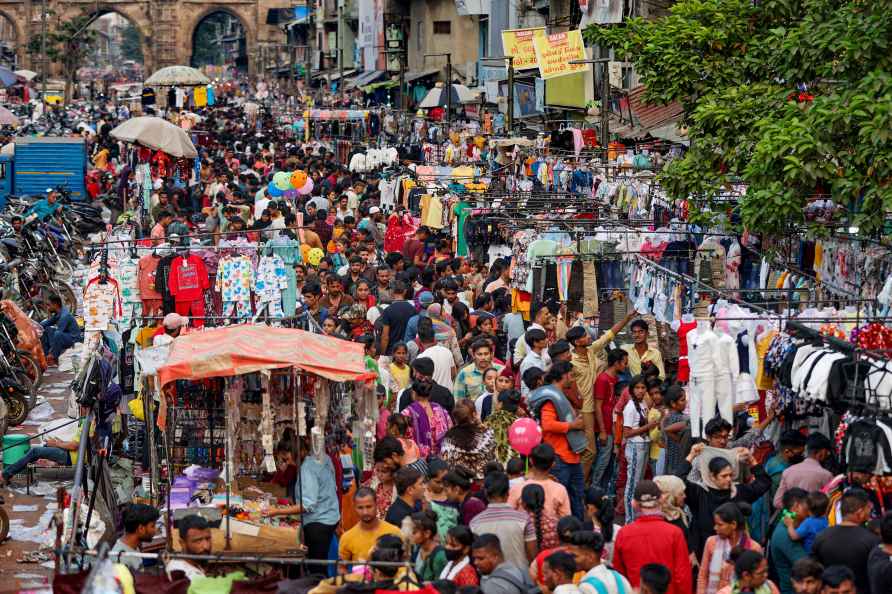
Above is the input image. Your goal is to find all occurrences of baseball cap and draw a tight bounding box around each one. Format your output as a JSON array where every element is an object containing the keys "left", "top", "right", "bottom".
[
  {"left": 634, "top": 480, "right": 662, "bottom": 508},
  {"left": 369, "top": 206, "right": 381, "bottom": 215},
  {"left": 548, "top": 340, "right": 571, "bottom": 359},
  {"left": 417, "top": 291, "right": 435, "bottom": 306}
]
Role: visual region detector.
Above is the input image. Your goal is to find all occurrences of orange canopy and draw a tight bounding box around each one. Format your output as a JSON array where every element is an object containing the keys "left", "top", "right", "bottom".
[{"left": 157, "top": 325, "right": 374, "bottom": 385}]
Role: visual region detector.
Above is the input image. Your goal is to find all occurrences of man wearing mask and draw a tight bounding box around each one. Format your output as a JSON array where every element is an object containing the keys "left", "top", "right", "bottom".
[{"left": 774, "top": 433, "right": 835, "bottom": 509}]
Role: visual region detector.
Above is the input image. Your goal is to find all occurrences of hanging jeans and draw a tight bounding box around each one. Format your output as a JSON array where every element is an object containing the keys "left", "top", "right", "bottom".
[
  {"left": 552, "top": 459, "right": 585, "bottom": 521},
  {"left": 624, "top": 441, "right": 649, "bottom": 522}
]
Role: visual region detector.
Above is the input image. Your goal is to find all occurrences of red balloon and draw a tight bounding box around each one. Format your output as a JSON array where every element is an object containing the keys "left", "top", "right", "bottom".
[{"left": 508, "top": 417, "right": 542, "bottom": 456}]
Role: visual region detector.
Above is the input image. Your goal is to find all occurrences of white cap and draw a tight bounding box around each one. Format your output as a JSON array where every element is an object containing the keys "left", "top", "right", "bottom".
[{"left": 369, "top": 206, "right": 381, "bottom": 215}]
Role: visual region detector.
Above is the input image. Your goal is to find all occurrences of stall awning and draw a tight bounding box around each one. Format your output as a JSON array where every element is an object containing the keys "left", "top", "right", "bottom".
[
  {"left": 404, "top": 68, "right": 441, "bottom": 83},
  {"left": 157, "top": 325, "right": 375, "bottom": 385},
  {"left": 348, "top": 70, "right": 385, "bottom": 89},
  {"left": 313, "top": 68, "right": 357, "bottom": 81}
]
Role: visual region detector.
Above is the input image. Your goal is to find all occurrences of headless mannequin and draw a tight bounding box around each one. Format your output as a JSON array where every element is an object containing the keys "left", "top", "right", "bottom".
[{"left": 687, "top": 319, "right": 721, "bottom": 438}]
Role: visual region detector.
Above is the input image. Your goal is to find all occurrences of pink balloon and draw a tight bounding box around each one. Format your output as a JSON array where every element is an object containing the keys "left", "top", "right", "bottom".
[
  {"left": 297, "top": 177, "right": 314, "bottom": 196},
  {"left": 508, "top": 417, "right": 542, "bottom": 456}
]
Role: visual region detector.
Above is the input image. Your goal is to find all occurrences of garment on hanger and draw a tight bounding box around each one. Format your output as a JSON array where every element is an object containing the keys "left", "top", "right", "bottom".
[
  {"left": 169, "top": 253, "right": 210, "bottom": 327},
  {"left": 254, "top": 255, "right": 289, "bottom": 318}
]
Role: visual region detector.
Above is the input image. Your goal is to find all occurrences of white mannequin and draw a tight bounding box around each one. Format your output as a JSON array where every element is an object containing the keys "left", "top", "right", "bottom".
[
  {"left": 687, "top": 319, "right": 722, "bottom": 438},
  {"left": 715, "top": 321, "right": 740, "bottom": 423}
]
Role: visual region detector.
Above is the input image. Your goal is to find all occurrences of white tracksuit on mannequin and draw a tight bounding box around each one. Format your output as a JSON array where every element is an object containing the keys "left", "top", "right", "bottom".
[
  {"left": 687, "top": 320, "right": 724, "bottom": 438},
  {"left": 715, "top": 327, "right": 740, "bottom": 424}
]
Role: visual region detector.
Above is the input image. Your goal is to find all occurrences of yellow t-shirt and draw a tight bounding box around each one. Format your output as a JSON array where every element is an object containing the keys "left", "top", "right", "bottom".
[
  {"left": 338, "top": 521, "right": 401, "bottom": 563},
  {"left": 648, "top": 408, "right": 663, "bottom": 461},
  {"left": 388, "top": 363, "right": 411, "bottom": 392},
  {"left": 69, "top": 425, "right": 83, "bottom": 466}
]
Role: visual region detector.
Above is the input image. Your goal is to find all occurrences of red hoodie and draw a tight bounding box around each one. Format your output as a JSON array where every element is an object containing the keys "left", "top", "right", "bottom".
[{"left": 612, "top": 513, "right": 692, "bottom": 594}]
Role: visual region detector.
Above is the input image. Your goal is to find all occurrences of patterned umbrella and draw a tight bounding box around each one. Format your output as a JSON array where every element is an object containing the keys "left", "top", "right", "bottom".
[{"left": 144, "top": 65, "right": 210, "bottom": 86}]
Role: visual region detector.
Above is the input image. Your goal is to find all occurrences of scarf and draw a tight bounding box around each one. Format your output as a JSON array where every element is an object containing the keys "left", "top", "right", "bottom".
[
  {"left": 441, "top": 556, "right": 470, "bottom": 580},
  {"left": 653, "top": 475, "right": 687, "bottom": 525},
  {"left": 707, "top": 537, "right": 731, "bottom": 594}
]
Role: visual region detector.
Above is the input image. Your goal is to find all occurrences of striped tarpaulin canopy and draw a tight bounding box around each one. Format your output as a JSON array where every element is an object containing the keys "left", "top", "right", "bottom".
[{"left": 157, "top": 325, "right": 375, "bottom": 385}]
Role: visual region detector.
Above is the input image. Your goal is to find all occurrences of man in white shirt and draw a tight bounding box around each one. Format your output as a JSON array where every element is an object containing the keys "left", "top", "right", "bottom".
[
  {"left": 253, "top": 188, "right": 270, "bottom": 220},
  {"left": 513, "top": 302, "right": 552, "bottom": 366},
  {"left": 519, "top": 328, "right": 549, "bottom": 397},
  {"left": 167, "top": 514, "right": 212, "bottom": 582},
  {"left": 417, "top": 327, "right": 456, "bottom": 390}
]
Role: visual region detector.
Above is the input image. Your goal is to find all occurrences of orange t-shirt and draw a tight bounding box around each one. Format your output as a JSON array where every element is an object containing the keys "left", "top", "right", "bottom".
[{"left": 540, "top": 402, "right": 581, "bottom": 464}]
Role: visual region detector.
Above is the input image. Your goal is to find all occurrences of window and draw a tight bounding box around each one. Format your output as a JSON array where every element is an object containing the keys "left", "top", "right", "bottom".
[{"left": 433, "top": 21, "right": 451, "bottom": 35}]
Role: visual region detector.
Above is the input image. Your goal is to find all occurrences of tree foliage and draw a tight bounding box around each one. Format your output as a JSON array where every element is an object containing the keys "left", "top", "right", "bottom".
[
  {"left": 120, "top": 22, "right": 143, "bottom": 63},
  {"left": 27, "top": 13, "right": 97, "bottom": 96},
  {"left": 583, "top": 0, "right": 892, "bottom": 237}
]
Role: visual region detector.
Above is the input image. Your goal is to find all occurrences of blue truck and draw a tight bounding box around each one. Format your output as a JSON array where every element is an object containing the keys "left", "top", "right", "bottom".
[{"left": 0, "top": 137, "right": 87, "bottom": 210}]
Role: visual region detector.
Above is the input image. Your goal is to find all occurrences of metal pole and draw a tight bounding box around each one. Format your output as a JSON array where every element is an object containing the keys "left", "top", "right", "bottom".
[
  {"left": 446, "top": 53, "right": 451, "bottom": 131},
  {"left": 305, "top": 9, "right": 313, "bottom": 89},
  {"left": 40, "top": 0, "right": 47, "bottom": 102},
  {"left": 399, "top": 54, "right": 405, "bottom": 112},
  {"left": 337, "top": 1, "right": 343, "bottom": 95},
  {"left": 507, "top": 56, "right": 514, "bottom": 135},
  {"left": 601, "top": 61, "right": 609, "bottom": 148}
]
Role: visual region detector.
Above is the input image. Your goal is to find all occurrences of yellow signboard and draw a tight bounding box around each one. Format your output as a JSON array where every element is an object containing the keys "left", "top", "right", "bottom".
[
  {"left": 532, "top": 30, "right": 588, "bottom": 80},
  {"left": 501, "top": 27, "right": 546, "bottom": 71}
]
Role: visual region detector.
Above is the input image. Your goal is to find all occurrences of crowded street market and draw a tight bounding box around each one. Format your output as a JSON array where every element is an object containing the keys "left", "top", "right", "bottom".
[{"left": 0, "top": 2, "right": 889, "bottom": 594}]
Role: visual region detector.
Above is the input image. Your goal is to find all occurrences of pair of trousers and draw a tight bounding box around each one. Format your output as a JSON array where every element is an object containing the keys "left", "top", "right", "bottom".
[
  {"left": 223, "top": 300, "right": 252, "bottom": 322},
  {"left": 582, "top": 412, "right": 597, "bottom": 484},
  {"left": 175, "top": 298, "right": 205, "bottom": 327},
  {"left": 552, "top": 459, "right": 585, "bottom": 520},
  {"left": 142, "top": 299, "right": 163, "bottom": 317},
  {"left": 302, "top": 522, "right": 337, "bottom": 576},
  {"left": 591, "top": 433, "right": 615, "bottom": 491},
  {"left": 41, "top": 327, "right": 78, "bottom": 359},
  {"left": 3, "top": 446, "right": 71, "bottom": 480},
  {"left": 690, "top": 374, "right": 733, "bottom": 438},
  {"left": 624, "top": 441, "right": 649, "bottom": 522}
]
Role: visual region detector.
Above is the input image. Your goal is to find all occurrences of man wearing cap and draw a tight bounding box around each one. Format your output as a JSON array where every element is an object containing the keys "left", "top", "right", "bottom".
[
  {"left": 621, "top": 319, "right": 665, "bottom": 379},
  {"left": 612, "top": 481, "right": 692, "bottom": 594},
  {"left": 358, "top": 206, "right": 384, "bottom": 246},
  {"left": 404, "top": 290, "right": 436, "bottom": 343},
  {"left": 567, "top": 311, "right": 637, "bottom": 485},
  {"left": 25, "top": 189, "right": 63, "bottom": 224}
]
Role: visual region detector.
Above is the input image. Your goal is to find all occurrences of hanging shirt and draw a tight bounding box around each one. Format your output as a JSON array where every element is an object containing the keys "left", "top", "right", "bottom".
[
  {"left": 194, "top": 86, "right": 207, "bottom": 107},
  {"left": 137, "top": 254, "right": 163, "bottom": 300},
  {"left": 168, "top": 254, "right": 210, "bottom": 302},
  {"left": 116, "top": 258, "right": 141, "bottom": 304},
  {"left": 141, "top": 88, "right": 156, "bottom": 106},
  {"left": 254, "top": 255, "right": 288, "bottom": 303},
  {"left": 206, "top": 85, "right": 215, "bottom": 105},
  {"left": 83, "top": 277, "right": 123, "bottom": 332},
  {"left": 215, "top": 255, "right": 254, "bottom": 302}
]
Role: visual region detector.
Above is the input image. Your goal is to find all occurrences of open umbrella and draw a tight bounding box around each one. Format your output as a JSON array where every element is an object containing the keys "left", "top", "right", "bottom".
[
  {"left": 14, "top": 69, "right": 38, "bottom": 82},
  {"left": 0, "top": 67, "right": 17, "bottom": 88},
  {"left": 110, "top": 116, "right": 198, "bottom": 158},
  {"left": 144, "top": 65, "right": 210, "bottom": 86},
  {"left": 418, "top": 82, "right": 478, "bottom": 108},
  {"left": 0, "top": 106, "right": 20, "bottom": 127}
]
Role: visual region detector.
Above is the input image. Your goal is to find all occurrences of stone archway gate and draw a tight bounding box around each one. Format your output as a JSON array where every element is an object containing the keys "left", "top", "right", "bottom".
[{"left": 6, "top": 0, "right": 288, "bottom": 77}]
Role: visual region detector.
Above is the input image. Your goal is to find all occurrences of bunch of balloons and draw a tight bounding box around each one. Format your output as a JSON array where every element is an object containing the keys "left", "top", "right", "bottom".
[{"left": 267, "top": 170, "right": 314, "bottom": 198}]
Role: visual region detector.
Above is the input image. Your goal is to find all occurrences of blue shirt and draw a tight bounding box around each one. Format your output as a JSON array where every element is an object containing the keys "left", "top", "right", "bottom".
[
  {"left": 795, "top": 516, "right": 829, "bottom": 553},
  {"left": 26, "top": 199, "right": 62, "bottom": 221},
  {"left": 296, "top": 455, "right": 340, "bottom": 526},
  {"left": 41, "top": 307, "right": 81, "bottom": 339}
]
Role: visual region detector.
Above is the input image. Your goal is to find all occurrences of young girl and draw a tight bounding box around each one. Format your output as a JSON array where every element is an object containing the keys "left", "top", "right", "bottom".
[
  {"left": 474, "top": 367, "right": 500, "bottom": 422},
  {"left": 410, "top": 510, "right": 448, "bottom": 582},
  {"left": 698, "top": 502, "right": 761, "bottom": 594},
  {"left": 622, "top": 374, "right": 659, "bottom": 522},
  {"left": 646, "top": 378, "right": 667, "bottom": 477},
  {"left": 386, "top": 342, "right": 411, "bottom": 398},
  {"left": 387, "top": 413, "right": 421, "bottom": 467},
  {"left": 354, "top": 279, "right": 377, "bottom": 310},
  {"left": 521, "top": 483, "right": 559, "bottom": 550}
]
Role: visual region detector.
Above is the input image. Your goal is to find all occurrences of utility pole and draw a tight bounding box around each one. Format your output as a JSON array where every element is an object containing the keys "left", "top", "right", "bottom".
[
  {"left": 424, "top": 52, "right": 452, "bottom": 130},
  {"left": 40, "top": 0, "right": 47, "bottom": 102},
  {"left": 336, "top": 0, "right": 342, "bottom": 94},
  {"left": 305, "top": 5, "right": 313, "bottom": 89},
  {"left": 480, "top": 56, "right": 514, "bottom": 135}
]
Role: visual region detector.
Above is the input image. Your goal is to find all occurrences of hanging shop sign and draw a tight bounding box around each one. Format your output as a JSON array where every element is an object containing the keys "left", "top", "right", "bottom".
[
  {"left": 532, "top": 30, "right": 588, "bottom": 80},
  {"left": 501, "top": 27, "right": 546, "bottom": 71}
]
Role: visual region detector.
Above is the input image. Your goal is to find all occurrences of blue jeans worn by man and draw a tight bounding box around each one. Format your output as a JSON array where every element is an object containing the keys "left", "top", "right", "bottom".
[
  {"left": 2, "top": 446, "right": 71, "bottom": 482},
  {"left": 591, "top": 434, "right": 616, "bottom": 490},
  {"left": 552, "top": 458, "right": 585, "bottom": 520},
  {"left": 40, "top": 306, "right": 81, "bottom": 359}
]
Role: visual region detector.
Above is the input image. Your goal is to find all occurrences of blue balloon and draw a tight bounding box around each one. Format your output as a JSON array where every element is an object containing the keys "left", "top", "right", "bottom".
[{"left": 267, "top": 183, "right": 284, "bottom": 197}]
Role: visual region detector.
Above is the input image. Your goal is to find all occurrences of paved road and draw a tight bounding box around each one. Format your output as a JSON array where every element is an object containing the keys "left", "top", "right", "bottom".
[{"left": 0, "top": 350, "right": 78, "bottom": 593}]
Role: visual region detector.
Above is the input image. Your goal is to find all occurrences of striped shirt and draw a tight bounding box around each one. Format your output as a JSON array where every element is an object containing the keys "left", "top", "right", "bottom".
[{"left": 469, "top": 503, "right": 536, "bottom": 568}]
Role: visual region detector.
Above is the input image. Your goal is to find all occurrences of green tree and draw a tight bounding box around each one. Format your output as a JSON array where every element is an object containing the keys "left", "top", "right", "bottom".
[
  {"left": 584, "top": 0, "right": 892, "bottom": 237},
  {"left": 120, "top": 22, "right": 143, "bottom": 62},
  {"left": 191, "top": 13, "right": 229, "bottom": 68},
  {"left": 27, "top": 14, "right": 97, "bottom": 102}
]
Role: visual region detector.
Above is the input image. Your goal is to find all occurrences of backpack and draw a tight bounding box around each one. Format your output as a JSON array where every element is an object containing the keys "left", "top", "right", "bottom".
[{"left": 580, "top": 571, "right": 628, "bottom": 594}]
